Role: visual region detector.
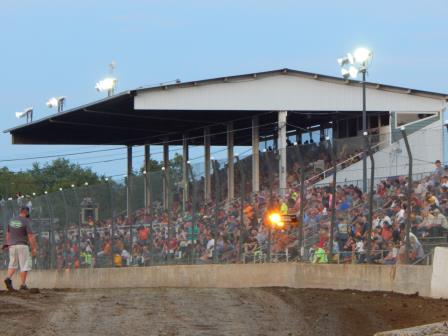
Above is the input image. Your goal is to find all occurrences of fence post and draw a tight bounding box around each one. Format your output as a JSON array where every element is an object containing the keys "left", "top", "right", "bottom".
[
  {"left": 364, "top": 132, "right": 375, "bottom": 263},
  {"left": 295, "top": 144, "right": 306, "bottom": 259},
  {"left": 144, "top": 144, "right": 151, "bottom": 215},
  {"left": 43, "top": 193, "right": 53, "bottom": 269},
  {"left": 161, "top": 167, "right": 169, "bottom": 242},
  {"left": 212, "top": 160, "right": 220, "bottom": 263},
  {"left": 127, "top": 145, "right": 133, "bottom": 219},
  {"left": 187, "top": 162, "right": 198, "bottom": 264},
  {"left": 328, "top": 140, "right": 337, "bottom": 262},
  {"left": 107, "top": 179, "right": 116, "bottom": 267},
  {"left": 60, "top": 188, "right": 69, "bottom": 268},
  {"left": 400, "top": 126, "right": 413, "bottom": 264},
  {"left": 264, "top": 149, "right": 277, "bottom": 263},
  {"left": 71, "top": 186, "right": 81, "bottom": 266},
  {"left": 236, "top": 156, "right": 246, "bottom": 262}
]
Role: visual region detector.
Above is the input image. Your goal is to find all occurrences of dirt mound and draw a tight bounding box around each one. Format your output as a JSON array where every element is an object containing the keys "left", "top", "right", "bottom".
[{"left": 0, "top": 288, "right": 446, "bottom": 336}]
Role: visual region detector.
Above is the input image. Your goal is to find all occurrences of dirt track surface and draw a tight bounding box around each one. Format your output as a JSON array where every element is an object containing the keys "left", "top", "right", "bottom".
[{"left": 0, "top": 288, "right": 447, "bottom": 336}]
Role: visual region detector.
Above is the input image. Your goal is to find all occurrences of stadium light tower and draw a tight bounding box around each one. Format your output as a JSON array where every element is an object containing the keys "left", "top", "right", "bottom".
[
  {"left": 337, "top": 47, "right": 373, "bottom": 192},
  {"left": 96, "top": 61, "right": 117, "bottom": 97},
  {"left": 15, "top": 107, "right": 33, "bottom": 123},
  {"left": 46, "top": 96, "right": 65, "bottom": 113}
]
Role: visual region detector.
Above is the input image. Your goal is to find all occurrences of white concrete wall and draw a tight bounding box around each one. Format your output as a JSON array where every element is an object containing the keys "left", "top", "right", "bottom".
[
  {"left": 430, "top": 247, "right": 448, "bottom": 299},
  {"left": 318, "top": 120, "right": 443, "bottom": 185},
  {"left": 0, "top": 264, "right": 434, "bottom": 298},
  {"left": 135, "top": 74, "right": 446, "bottom": 112}
]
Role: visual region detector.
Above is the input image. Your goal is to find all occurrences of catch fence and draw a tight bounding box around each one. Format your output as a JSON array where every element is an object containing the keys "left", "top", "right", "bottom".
[{"left": 0, "top": 130, "right": 446, "bottom": 270}]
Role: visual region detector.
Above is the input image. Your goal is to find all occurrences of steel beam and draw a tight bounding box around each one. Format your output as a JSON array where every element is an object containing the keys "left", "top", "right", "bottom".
[
  {"left": 204, "top": 127, "right": 211, "bottom": 201},
  {"left": 227, "top": 122, "right": 234, "bottom": 201},
  {"left": 252, "top": 116, "right": 260, "bottom": 193},
  {"left": 278, "top": 111, "right": 288, "bottom": 196}
]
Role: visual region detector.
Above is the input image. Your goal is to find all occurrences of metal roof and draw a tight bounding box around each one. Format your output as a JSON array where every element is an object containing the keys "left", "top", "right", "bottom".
[
  {"left": 4, "top": 68, "right": 446, "bottom": 147},
  {"left": 136, "top": 68, "right": 448, "bottom": 100}
]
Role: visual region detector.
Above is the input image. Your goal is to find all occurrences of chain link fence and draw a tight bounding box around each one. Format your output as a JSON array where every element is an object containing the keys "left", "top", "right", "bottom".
[{"left": 1, "top": 129, "right": 446, "bottom": 270}]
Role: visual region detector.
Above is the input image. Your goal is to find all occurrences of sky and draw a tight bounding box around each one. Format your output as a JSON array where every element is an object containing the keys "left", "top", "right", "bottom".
[{"left": 0, "top": 0, "right": 447, "bottom": 178}]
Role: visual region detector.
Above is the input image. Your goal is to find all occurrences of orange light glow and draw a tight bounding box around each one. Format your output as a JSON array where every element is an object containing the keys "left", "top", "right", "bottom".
[
  {"left": 269, "top": 213, "right": 281, "bottom": 225},
  {"left": 268, "top": 213, "right": 285, "bottom": 229}
]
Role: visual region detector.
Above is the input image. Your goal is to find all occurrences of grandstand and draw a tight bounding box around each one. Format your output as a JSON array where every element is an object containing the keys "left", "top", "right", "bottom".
[{"left": 1, "top": 68, "right": 448, "bottom": 270}]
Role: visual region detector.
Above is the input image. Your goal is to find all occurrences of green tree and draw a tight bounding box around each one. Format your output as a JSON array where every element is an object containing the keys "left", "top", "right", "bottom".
[{"left": 0, "top": 159, "right": 104, "bottom": 198}]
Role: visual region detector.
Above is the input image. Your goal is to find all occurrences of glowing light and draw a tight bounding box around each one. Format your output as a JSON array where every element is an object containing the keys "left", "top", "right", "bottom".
[
  {"left": 269, "top": 213, "right": 281, "bottom": 224},
  {"left": 95, "top": 78, "right": 116, "bottom": 92},
  {"left": 354, "top": 47, "right": 371, "bottom": 63},
  {"left": 347, "top": 53, "right": 355, "bottom": 64},
  {"left": 348, "top": 66, "right": 359, "bottom": 78}
]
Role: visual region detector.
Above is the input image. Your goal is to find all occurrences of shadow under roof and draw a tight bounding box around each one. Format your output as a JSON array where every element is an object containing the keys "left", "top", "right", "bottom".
[{"left": 5, "top": 68, "right": 445, "bottom": 147}]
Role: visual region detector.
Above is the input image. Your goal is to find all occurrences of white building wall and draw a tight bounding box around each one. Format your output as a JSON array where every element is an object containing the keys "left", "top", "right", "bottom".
[
  {"left": 318, "top": 119, "right": 443, "bottom": 186},
  {"left": 135, "top": 74, "right": 445, "bottom": 113}
]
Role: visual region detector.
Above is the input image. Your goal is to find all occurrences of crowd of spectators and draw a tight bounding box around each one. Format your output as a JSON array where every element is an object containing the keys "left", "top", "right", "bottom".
[{"left": 1, "top": 141, "right": 447, "bottom": 270}]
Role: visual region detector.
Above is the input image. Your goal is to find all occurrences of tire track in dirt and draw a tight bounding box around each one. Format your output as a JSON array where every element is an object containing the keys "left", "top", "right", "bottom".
[{"left": 2, "top": 288, "right": 448, "bottom": 336}]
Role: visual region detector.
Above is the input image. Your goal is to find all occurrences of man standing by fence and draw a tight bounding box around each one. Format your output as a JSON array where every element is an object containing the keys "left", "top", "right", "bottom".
[{"left": 3, "top": 206, "right": 37, "bottom": 291}]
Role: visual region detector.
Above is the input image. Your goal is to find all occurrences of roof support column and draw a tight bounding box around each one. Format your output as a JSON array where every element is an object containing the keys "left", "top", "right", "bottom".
[
  {"left": 182, "top": 134, "right": 189, "bottom": 213},
  {"left": 127, "top": 145, "right": 133, "bottom": 218},
  {"left": 278, "top": 111, "right": 288, "bottom": 197},
  {"left": 295, "top": 129, "right": 302, "bottom": 145},
  {"left": 252, "top": 116, "right": 260, "bottom": 193},
  {"left": 144, "top": 144, "right": 151, "bottom": 214},
  {"left": 227, "top": 122, "right": 234, "bottom": 201},
  {"left": 204, "top": 127, "right": 211, "bottom": 202},
  {"left": 163, "top": 140, "right": 169, "bottom": 210}
]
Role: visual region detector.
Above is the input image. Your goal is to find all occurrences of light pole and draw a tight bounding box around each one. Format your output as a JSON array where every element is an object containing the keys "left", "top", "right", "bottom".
[
  {"left": 96, "top": 62, "right": 117, "bottom": 97},
  {"left": 46, "top": 97, "right": 65, "bottom": 113},
  {"left": 338, "top": 47, "right": 373, "bottom": 192},
  {"left": 15, "top": 107, "right": 33, "bottom": 123}
]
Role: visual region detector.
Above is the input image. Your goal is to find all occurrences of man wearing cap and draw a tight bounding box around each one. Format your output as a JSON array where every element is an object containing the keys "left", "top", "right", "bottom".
[{"left": 3, "top": 207, "right": 37, "bottom": 291}]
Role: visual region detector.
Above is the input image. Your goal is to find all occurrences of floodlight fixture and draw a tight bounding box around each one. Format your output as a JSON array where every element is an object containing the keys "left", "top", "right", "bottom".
[
  {"left": 46, "top": 96, "right": 65, "bottom": 113},
  {"left": 95, "top": 77, "right": 117, "bottom": 96},
  {"left": 347, "top": 53, "right": 355, "bottom": 64},
  {"left": 341, "top": 68, "right": 350, "bottom": 79},
  {"left": 337, "top": 46, "right": 374, "bottom": 193},
  {"left": 59, "top": 188, "right": 63, "bottom": 191},
  {"left": 337, "top": 57, "right": 346, "bottom": 67},
  {"left": 349, "top": 66, "right": 359, "bottom": 79},
  {"left": 15, "top": 107, "right": 33, "bottom": 123},
  {"left": 32, "top": 192, "right": 36, "bottom": 196},
  {"left": 44, "top": 191, "right": 48, "bottom": 195},
  {"left": 143, "top": 171, "right": 147, "bottom": 175},
  {"left": 105, "top": 177, "right": 109, "bottom": 181},
  {"left": 354, "top": 47, "right": 372, "bottom": 64},
  {"left": 84, "top": 182, "right": 89, "bottom": 186},
  {"left": 363, "top": 131, "right": 368, "bottom": 136},
  {"left": 71, "top": 184, "right": 75, "bottom": 188}
]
